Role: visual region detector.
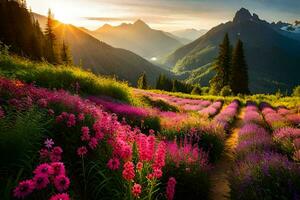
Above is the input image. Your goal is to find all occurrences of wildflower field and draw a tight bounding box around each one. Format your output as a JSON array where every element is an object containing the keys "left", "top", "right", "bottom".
[{"left": 0, "top": 55, "right": 300, "bottom": 200}]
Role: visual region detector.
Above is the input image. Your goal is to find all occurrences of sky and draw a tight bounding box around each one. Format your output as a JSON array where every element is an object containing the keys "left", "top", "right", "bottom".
[{"left": 26, "top": 0, "right": 300, "bottom": 31}]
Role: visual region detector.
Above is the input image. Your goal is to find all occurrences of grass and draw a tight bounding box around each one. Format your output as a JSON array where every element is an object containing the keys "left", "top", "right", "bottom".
[{"left": 0, "top": 54, "right": 133, "bottom": 103}]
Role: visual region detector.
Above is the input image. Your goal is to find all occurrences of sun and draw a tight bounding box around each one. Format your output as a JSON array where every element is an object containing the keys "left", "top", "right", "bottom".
[{"left": 51, "top": 4, "right": 77, "bottom": 24}]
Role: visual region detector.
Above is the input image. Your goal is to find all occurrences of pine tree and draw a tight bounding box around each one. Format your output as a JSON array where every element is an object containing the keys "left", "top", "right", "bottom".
[
  {"left": 137, "top": 72, "right": 147, "bottom": 89},
  {"left": 217, "top": 33, "right": 231, "bottom": 86},
  {"left": 61, "top": 41, "right": 73, "bottom": 65},
  {"left": 210, "top": 33, "right": 231, "bottom": 94},
  {"left": 45, "top": 9, "right": 57, "bottom": 63},
  {"left": 230, "top": 39, "right": 250, "bottom": 94}
]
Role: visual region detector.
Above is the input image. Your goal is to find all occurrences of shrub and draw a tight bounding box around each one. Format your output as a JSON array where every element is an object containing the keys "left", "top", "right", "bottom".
[
  {"left": 292, "top": 85, "right": 300, "bottom": 97},
  {"left": 220, "top": 85, "right": 232, "bottom": 96},
  {"left": 191, "top": 86, "right": 202, "bottom": 95}
]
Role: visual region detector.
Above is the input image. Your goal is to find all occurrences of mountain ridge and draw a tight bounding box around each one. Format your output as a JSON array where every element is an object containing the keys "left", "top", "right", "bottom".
[
  {"left": 85, "top": 20, "right": 183, "bottom": 60},
  {"left": 33, "top": 13, "right": 171, "bottom": 86},
  {"left": 163, "top": 8, "right": 300, "bottom": 93}
]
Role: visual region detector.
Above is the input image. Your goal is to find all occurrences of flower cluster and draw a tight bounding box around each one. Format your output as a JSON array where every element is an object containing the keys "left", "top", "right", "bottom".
[
  {"left": 199, "top": 101, "right": 223, "bottom": 117},
  {"left": 213, "top": 100, "right": 239, "bottom": 130}
]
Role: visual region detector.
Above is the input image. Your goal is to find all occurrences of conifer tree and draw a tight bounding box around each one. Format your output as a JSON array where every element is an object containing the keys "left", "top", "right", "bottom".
[
  {"left": 217, "top": 33, "right": 231, "bottom": 86},
  {"left": 45, "top": 9, "right": 57, "bottom": 63},
  {"left": 61, "top": 41, "right": 73, "bottom": 65},
  {"left": 137, "top": 72, "right": 147, "bottom": 89},
  {"left": 230, "top": 39, "right": 249, "bottom": 94},
  {"left": 210, "top": 33, "right": 231, "bottom": 94}
]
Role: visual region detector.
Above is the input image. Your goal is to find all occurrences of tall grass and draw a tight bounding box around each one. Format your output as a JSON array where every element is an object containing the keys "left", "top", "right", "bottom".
[{"left": 0, "top": 54, "right": 132, "bottom": 103}]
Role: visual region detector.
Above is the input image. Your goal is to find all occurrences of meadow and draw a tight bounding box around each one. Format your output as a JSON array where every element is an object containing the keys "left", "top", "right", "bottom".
[{"left": 0, "top": 53, "right": 300, "bottom": 200}]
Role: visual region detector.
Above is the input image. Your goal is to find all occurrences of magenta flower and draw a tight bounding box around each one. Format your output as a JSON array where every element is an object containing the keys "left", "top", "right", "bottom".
[
  {"left": 54, "top": 175, "right": 70, "bottom": 192},
  {"left": 51, "top": 162, "right": 66, "bottom": 176},
  {"left": 81, "top": 126, "right": 90, "bottom": 141},
  {"left": 13, "top": 180, "right": 35, "bottom": 199},
  {"left": 33, "top": 174, "right": 49, "bottom": 190},
  {"left": 131, "top": 183, "right": 142, "bottom": 197},
  {"left": 166, "top": 177, "right": 176, "bottom": 200},
  {"left": 77, "top": 146, "right": 88, "bottom": 157},
  {"left": 33, "top": 163, "right": 53, "bottom": 175},
  {"left": 107, "top": 158, "right": 120, "bottom": 170},
  {"left": 49, "top": 193, "right": 70, "bottom": 200},
  {"left": 122, "top": 161, "right": 135, "bottom": 181}
]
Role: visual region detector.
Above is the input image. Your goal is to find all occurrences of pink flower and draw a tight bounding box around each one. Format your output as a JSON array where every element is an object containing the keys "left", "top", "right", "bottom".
[
  {"left": 39, "top": 148, "right": 49, "bottom": 159},
  {"left": 153, "top": 168, "right": 163, "bottom": 179},
  {"left": 49, "top": 193, "right": 70, "bottom": 200},
  {"left": 81, "top": 126, "right": 90, "bottom": 141},
  {"left": 44, "top": 138, "right": 54, "bottom": 149},
  {"left": 48, "top": 109, "right": 55, "bottom": 116},
  {"left": 122, "top": 161, "right": 135, "bottom": 181},
  {"left": 136, "top": 162, "right": 143, "bottom": 171},
  {"left": 37, "top": 98, "right": 48, "bottom": 108},
  {"left": 0, "top": 106, "right": 5, "bottom": 118},
  {"left": 33, "top": 174, "right": 49, "bottom": 190},
  {"left": 131, "top": 183, "right": 142, "bottom": 197},
  {"left": 54, "top": 175, "right": 70, "bottom": 192},
  {"left": 52, "top": 146, "right": 63, "bottom": 155},
  {"left": 51, "top": 162, "right": 66, "bottom": 176},
  {"left": 166, "top": 177, "right": 176, "bottom": 200},
  {"left": 78, "top": 113, "right": 85, "bottom": 121},
  {"left": 153, "top": 142, "right": 166, "bottom": 169},
  {"left": 13, "top": 180, "right": 35, "bottom": 198},
  {"left": 33, "top": 163, "right": 53, "bottom": 175},
  {"left": 67, "top": 114, "right": 76, "bottom": 127},
  {"left": 88, "top": 137, "right": 99, "bottom": 149},
  {"left": 107, "top": 158, "right": 120, "bottom": 170},
  {"left": 77, "top": 146, "right": 88, "bottom": 157}
]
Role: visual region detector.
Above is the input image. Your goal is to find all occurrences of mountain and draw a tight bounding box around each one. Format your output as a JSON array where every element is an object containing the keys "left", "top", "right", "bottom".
[
  {"left": 85, "top": 20, "right": 183, "bottom": 60},
  {"left": 164, "top": 8, "right": 300, "bottom": 93},
  {"left": 171, "top": 29, "right": 207, "bottom": 41},
  {"left": 271, "top": 21, "right": 300, "bottom": 41},
  {"left": 33, "top": 14, "right": 170, "bottom": 86}
]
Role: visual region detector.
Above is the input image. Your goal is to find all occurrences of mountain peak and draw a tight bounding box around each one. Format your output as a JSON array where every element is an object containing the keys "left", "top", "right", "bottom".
[
  {"left": 133, "top": 19, "right": 150, "bottom": 29},
  {"left": 233, "top": 8, "right": 253, "bottom": 23}
]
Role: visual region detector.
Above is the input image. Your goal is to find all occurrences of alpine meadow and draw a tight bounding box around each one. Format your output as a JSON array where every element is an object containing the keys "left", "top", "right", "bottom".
[{"left": 1, "top": 0, "right": 300, "bottom": 200}]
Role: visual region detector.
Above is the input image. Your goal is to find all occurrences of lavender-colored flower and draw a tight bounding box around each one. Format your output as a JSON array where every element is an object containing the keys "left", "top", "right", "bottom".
[{"left": 44, "top": 138, "right": 54, "bottom": 149}]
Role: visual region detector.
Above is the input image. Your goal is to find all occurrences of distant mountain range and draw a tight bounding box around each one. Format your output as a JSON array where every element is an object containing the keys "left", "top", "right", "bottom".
[
  {"left": 84, "top": 20, "right": 184, "bottom": 60},
  {"left": 163, "top": 8, "right": 300, "bottom": 93},
  {"left": 171, "top": 29, "right": 207, "bottom": 41},
  {"left": 33, "top": 14, "right": 170, "bottom": 86}
]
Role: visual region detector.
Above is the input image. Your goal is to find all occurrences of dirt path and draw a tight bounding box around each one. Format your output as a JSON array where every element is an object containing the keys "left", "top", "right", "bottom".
[{"left": 209, "top": 109, "right": 244, "bottom": 200}]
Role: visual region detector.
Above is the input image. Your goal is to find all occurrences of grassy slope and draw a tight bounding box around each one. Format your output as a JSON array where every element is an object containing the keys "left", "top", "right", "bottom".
[{"left": 0, "top": 54, "right": 133, "bottom": 103}]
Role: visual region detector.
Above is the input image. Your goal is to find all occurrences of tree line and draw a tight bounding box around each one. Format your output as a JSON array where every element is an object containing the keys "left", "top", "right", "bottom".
[
  {"left": 210, "top": 33, "right": 249, "bottom": 95},
  {"left": 137, "top": 73, "right": 201, "bottom": 95},
  {"left": 0, "top": 0, "right": 72, "bottom": 65}
]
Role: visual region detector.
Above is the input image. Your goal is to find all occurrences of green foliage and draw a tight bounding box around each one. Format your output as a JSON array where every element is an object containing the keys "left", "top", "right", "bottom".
[
  {"left": 137, "top": 72, "right": 147, "bottom": 89},
  {"left": 220, "top": 85, "right": 233, "bottom": 96},
  {"left": 156, "top": 74, "right": 173, "bottom": 91},
  {"left": 163, "top": 163, "right": 210, "bottom": 200},
  {"left": 0, "top": 107, "right": 51, "bottom": 199},
  {"left": 61, "top": 41, "right": 73, "bottom": 65},
  {"left": 292, "top": 85, "right": 300, "bottom": 97},
  {"left": 191, "top": 85, "right": 202, "bottom": 95},
  {"left": 0, "top": 54, "right": 133, "bottom": 103}
]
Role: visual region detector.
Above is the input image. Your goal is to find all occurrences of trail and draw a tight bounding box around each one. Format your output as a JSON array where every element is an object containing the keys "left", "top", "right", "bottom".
[{"left": 209, "top": 109, "right": 244, "bottom": 200}]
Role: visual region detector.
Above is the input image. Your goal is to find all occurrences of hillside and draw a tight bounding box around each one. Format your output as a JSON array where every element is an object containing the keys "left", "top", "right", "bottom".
[
  {"left": 85, "top": 20, "right": 183, "bottom": 60},
  {"left": 163, "top": 8, "right": 300, "bottom": 93},
  {"left": 33, "top": 14, "right": 170, "bottom": 86},
  {"left": 171, "top": 28, "right": 207, "bottom": 41}
]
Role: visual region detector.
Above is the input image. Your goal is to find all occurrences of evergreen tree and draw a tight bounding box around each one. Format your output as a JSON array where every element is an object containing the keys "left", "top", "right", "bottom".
[
  {"left": 61, "top": 41, "right": 73, "bottom": 65},
  {"left": 191, "top": 85, "right": 202, "bottom": 95},
  {"left": 217, "top": 33, "right": 231, "bottom": 86},
  {"left": 137, "top": 72, "right": 147, "bottom": 89},
  {"left": 0, "top": 0, "right": 46, "bottom": 60},
  {"left": 230, "top": 39, "right": 250, "bottom": 94},
  {"left": 210, "top": 33, "right": 231, "bottom": 94},
  {"left": 45, "top": 9, "right": 58, "bottom": 63}
]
